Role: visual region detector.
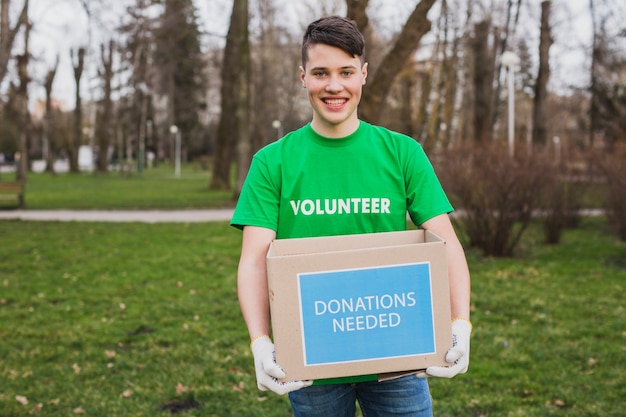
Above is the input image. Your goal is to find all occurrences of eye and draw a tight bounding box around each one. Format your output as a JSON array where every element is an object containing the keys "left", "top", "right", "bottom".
[
  {"left": 341, "top": 70, "right": 354, "bottom": 77},
  {"left": 313, "top": 71, "right": 327, "bottom": 78}
]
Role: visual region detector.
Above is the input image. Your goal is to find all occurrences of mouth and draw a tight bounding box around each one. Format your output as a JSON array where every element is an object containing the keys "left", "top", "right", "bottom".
[{"left": 322, "top": 98, "right": 348, "bottom": 109}]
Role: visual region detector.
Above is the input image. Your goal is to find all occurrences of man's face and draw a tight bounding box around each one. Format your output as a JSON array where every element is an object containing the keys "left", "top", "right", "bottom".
[{"left": 300, "top": 43, "right": 368, "bottom": 138}]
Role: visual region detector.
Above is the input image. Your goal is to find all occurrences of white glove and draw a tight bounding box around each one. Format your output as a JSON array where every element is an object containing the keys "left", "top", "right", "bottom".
[
  {"left": 426, "top": 319, "right": 471, "bottom": 378},
  {"left": 250, "top": 335, "right": 312, "bottom": 395}
]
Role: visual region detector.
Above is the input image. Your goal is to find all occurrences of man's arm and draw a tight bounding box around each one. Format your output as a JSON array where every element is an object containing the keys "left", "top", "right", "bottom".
[
  {"left": 237, "top": 225, "right": 276, "bottom": 340},
  {"left": 421, "top": 213, "right": 472, "bottom": 378},
  {"left": 237, "top": 225, "right": 312, "bottom": 394},
  {"left": 421, "top": 213, "right": 470, "bottom": 320}
]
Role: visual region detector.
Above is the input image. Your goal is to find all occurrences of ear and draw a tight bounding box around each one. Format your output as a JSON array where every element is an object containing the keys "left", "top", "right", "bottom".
[
  {"left": 361, "top": 62, "right": 368, "bottom": 85},
  {"left": 299, "top": 66, "right": 306, "bottom": 88}
]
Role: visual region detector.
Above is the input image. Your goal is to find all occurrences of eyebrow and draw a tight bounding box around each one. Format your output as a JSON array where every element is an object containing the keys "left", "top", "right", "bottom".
[{"left": 309, "top": 65, "right": 358, "bottom": 72}]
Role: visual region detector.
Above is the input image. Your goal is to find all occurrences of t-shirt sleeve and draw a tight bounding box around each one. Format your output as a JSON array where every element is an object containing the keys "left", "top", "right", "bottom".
[
  {"left": 403, "top": 142, "right": 453, "bottom": 226},
  {"left": 230, "top": 152, "right": 281, "bottom": 231}
]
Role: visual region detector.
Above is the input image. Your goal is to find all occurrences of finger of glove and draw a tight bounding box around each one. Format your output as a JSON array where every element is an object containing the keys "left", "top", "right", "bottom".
[
  {"left": 261, "top": 357, "right": 286, "bottom": 379},
  {"left": 261, "top": 377, "right": 312, "bottom": 395},
  {"left": 445, "top": 346, "right": 464, "bottom": 363},
  {"left": 425, "top": 363, "right": 460, "bottom": 378}
]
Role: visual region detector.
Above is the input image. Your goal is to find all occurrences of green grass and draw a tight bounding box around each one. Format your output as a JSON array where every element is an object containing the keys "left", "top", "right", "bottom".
[
  {"left": 0, "top": 166, "right": 234, "bottom": 210},
  {"left": 1, "top": 216, "right": 624, "bottom": 416}
]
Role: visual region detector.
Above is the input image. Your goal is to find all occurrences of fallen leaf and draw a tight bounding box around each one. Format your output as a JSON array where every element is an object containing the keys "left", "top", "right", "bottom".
[
  {"left": 105, "top": 350, "right": 116, "bottom": 358},
  {"left": 555, "top": 399, "right": 566, "bottom": 408},
  {"left": 587, "top": 357, "right": 598, "bottom": 366},
  {"left": 176, "top": 383, "right": 189, "bottom": 396},
  {"left": 30, "top": 403, "right": 43, "bottom": 413},
  {"left": 16, "top": 395, "right": 28, "bottom": 405},
  {"left": 49, "top": 399, "right": 60, "bottom": 405},
  {"left": 119, "top": 303, "right": 126, "bottom": 310},
  {"left": 122, "top": 389, "right": 133, "bottom": 398},
  {"left": 72, "top": 364, "right": 81, "bottom": 374},
  {"left": 73, "top": 406, "right": 85, "bottom": 414},
  {"left": 176, "top": 281, "right": 184, "bottom": 288},
  {"left": 231, "top": 381, "right": 244, "bottom": 392}
]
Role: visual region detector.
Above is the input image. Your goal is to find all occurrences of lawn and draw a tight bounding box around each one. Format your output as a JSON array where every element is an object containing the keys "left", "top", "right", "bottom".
[
  {"left": 1, "top": 216, "right": 624, "bottom": 416},
  {"left": 0, "top": 166, "right": 234, "bottom": 210}
]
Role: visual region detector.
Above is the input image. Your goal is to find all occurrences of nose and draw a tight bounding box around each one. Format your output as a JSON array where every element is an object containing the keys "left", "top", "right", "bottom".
[{"left": 325, "top": 75, "right": 343, "bottom": 93}]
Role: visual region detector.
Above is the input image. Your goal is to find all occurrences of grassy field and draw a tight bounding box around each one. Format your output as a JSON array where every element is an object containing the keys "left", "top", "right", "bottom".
[
  {"left": 0, "top": 169, "right": 624, "bottom": 415},
  {"left": 1, "top": 215, "right": 624, "bottom": 416},
  {"left": 0, "top": 166, "right": 234, "bottom": 210}
]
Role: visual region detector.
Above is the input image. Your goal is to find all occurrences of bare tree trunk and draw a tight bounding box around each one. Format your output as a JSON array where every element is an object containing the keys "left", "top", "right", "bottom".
[
  {"left": 44, "top": 55, "right": 59, "bottom": 174},
  {"left": 424, "top": 0, "right": 450, "bottom": 152},
  {"left": 16, "top": 19, "right": 30, "bottom": 182},
  {"left": 472, "top": 19, "right": 495, "bottom": 144},
  {"left": 70, "top": 47, "right": 86, "bottom": 173},
  {"left": 532, "top": 1, "right": 552, "bottom": 147},
  {"left": 492, "top": 0, "right": 522, "bottom": 129},
  {"left": 211, "top": 0, "right": 248, "bottom": 191},
  {"left": 0, "top": 0, "right": 29, "bottom": 87},
  {"left": 97, "top": 40, "right": 114, "bottom": 173},
  {"left": 353, "top": 0, "right": 438, "bottom": 124},
  {"left": 399, "top": 71, "right": 415, "bottom": 138},
  {"left": 415, "top": 66, "right": 432, "bottom": 141},
  {"left": 588, "top": 0, "right": 598, "bottom": 148},
  {"left": 234, "top": 0, "right": 250, "bottom": 199},
  {"left": 442, "top": 31, "right": 459, "bottom": 149}
]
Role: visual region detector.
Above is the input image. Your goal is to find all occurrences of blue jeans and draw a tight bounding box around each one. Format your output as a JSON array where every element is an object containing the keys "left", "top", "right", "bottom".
[{"left": 288, "top": 376, "right": 432, "bottom": 417}]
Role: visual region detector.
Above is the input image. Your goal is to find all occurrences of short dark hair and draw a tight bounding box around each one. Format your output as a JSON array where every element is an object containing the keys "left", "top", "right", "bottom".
[{"left": 301, "top": 16, "right": 366, "bottom": 67}]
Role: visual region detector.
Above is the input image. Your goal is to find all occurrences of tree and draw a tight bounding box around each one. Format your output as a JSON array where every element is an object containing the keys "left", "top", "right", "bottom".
[
  {"left": 532, "top": 1, "right": 552, "bottom": 147},
  {"left": 15, "top": 15, "right": 29, "bottom": 181},
  {"left": 119, "top": 0, "right": 158, "bottom": 171},
  {"left": 210, "top": 0, "right": 248, "bottom": 191},
  {"left": 349, "top": 0, "right": 439, "bottom": 124},
  {"left": 96, "top": 40, "right": 115, "bottom": 173},
  {"left": 471, "top": 19, "right": 495, "bottom": 144},
  {"left": 0, "top": 0, "right": 28, "bottom": 87},
  {"left": 43, "top": 55, "right": 59, "bottom": 173},
  {"left": 588, "top": 0, "right": 626, "bottom": 147},
  {"left": 153, "top": 0, "right": 206, "bottom": 164},
  {"left": 69, "top": 47, "right": 86, "bottom": 173},
  {"left": 233, "top": 0, "right": 250, "bottom": 198}
]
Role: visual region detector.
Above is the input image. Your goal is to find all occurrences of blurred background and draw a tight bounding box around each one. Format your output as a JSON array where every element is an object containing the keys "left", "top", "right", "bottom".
[{"left": 0, "top": 0, "right": 624, "bottom": 196}]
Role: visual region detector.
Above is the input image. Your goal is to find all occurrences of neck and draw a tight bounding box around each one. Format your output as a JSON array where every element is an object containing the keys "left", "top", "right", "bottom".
[{"left": 311, "top": 117, "right": 360, "bottom": 138}]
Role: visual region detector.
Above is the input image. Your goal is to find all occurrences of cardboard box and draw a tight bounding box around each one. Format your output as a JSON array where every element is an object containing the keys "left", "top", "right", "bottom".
[{"left": 266, "top": 229, "right": 452, "bottom": 381}]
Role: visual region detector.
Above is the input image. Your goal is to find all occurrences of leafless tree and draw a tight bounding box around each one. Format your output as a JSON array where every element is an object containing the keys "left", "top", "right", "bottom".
[
  {"left": 532, "top": 1, "right": 552, "bottom": 148},
  {"left": 69, "top": 47, "right": 86, "bottom": 173},
  {"left": 0, "top": 0, "right": 29, "bottom": 87},
  {"left": 15, "top": 16, "right": 29, "bottom": 181},
  {"left": 211, "top": 0, "right": 249, "bottom": 191},
  {"left": 349, "top": 0, "right": 439, "bottom": 124},
  {"left": 43, "top": 55, "right": 59, "bottom": 173},
  {"left": 96, "top": 40, "right": 114, "bottom": 172}
]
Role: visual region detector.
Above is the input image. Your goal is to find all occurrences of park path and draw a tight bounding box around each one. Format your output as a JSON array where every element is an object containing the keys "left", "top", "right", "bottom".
[
  {"left": 0, "top": 209, "right": 235, "bottom": 223},
  {"left": 0, "top": 208, "right": 604, "bottom": 223}
]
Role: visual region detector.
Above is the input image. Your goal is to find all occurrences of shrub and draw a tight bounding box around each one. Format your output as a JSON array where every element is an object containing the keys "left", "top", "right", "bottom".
[
  {"left": 541, "top": 167, "right": 586, "bottom": 245},
  {"left": 592, "top": 146, "right": 626, "bottom": 241},
  {"left": 436, "top": 143, "right": 552, "bottom": 257}
]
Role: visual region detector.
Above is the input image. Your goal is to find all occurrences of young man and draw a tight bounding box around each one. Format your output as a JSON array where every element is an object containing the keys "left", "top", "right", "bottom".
[{"left": 231, "top": 16, "right": 471, "bottom": 417}]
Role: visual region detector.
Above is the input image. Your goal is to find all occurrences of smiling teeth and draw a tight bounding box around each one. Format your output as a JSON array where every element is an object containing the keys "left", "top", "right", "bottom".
[{"left": 325, "top": 99, "right": 345, "bottom": 106}]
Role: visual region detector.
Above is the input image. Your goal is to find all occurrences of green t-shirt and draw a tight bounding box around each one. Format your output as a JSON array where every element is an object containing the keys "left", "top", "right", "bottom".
[
  {"left": 231, "top": 121, "right": 453, "bottom": 384},
  {"left": 231, "top": 121, "right": 453, "bottom": 236}
]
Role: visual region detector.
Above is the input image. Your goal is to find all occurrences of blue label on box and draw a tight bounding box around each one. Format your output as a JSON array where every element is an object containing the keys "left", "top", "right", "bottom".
[{"left": 297, "top": 262, "right": 436, "bottom": 366}]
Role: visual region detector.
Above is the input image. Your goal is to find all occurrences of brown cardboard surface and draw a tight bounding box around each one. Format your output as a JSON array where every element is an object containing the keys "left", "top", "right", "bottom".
[{"left": 266, "top": 230, "right": 452, "bottom": 381}]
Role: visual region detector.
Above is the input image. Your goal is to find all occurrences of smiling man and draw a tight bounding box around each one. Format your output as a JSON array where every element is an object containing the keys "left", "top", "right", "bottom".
[{"left": 231, "top": 16, "right": 472, "bottom": 417}]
